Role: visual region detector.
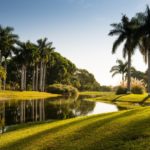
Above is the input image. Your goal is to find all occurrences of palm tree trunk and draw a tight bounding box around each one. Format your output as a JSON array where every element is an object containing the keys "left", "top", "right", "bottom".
[
  {"left": 24, "top": 66, "right": 27, "bottom": 91},
  {"left": 32, "top": 67, "right": 35, "bottom": 91},
  {"left": 42, "top": 63, "right": 46, "bottom": 92},
  {"left": 122, "top": 73, "right": 124, "bottom": 86},
  {"left": 127, "top": 51, "right": 131, "bottom": 93},
  {"left": 148, "top": 50, "right": 150, "bottom": 96},
  {"left": 3, "top": 58, "right": 7, "bottom": 90},
  {"left": 39, "top": 61, "right": 43, "bottom": 91},
  {"left": 21, "top": 65, "right": 24, "bottom": 91},
  {"left": 35, "top": 64, "right": 39, "bottom": 91}
]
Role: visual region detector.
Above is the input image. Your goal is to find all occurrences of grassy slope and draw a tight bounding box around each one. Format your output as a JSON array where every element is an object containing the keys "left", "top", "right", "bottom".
[
  {"left": 1, "top": 107, "right": 150, "bottom": 149},
  {"left": 80, "top": 91, "right": 150, "bottom": 103},
  {"left": 80, "top": 91, "right": 150, "bottom": 109},
  {"left": 0, "top": 91, "right": 59, "bottom": 100}
]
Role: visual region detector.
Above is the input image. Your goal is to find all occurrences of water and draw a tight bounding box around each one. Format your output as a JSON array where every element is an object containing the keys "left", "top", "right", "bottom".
[{"left": 0, "top": 95, "right": 119, "bottom": 131}]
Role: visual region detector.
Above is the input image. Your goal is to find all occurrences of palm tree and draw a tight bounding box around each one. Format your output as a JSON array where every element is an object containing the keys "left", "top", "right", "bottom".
[
  {"left": 110, "top": 59, "right": 128, "bottom": 84},
  {"left": 109, "top": 15, "right": 138, "bottom": 93},
  {"left": 135, "top": 5, "right": 150, "bottom": 95},
  {"left": 16, "top": 41, "right": 33, "bottom": 91},
  {"left": 0, "top": 25, "right": 18, "bottom": 90},
  {"left": 37, "top": 38, "right": 55, "bottom": 91}
]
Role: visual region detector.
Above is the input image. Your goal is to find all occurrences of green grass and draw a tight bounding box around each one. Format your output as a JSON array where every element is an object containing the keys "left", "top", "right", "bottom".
[
  {"left": 1, "top": 107, "right": 150, "bottom": 149},
  {"left": 81, "top": 91, "right": 149, "bottom": 103},
  {"left": 80, "top": 91, "right": 150, "bottom": 109},
  {"left": 0, "top": 90, "right": 59, "bottom": 100}
]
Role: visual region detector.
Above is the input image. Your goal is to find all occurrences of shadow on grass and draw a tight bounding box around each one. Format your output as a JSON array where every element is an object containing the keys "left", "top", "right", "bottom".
[
  {"left": 0, "top": 111, "right": 133, "bottom": 150},
  {"left": 112, "top": 94, "right": 127, "bottom": 102},
  {"left": 78, "top": 108, "right": 150, "bottom": 150},
  {"left": 140, "top": 95, "right": 150, "bottom": 105}
]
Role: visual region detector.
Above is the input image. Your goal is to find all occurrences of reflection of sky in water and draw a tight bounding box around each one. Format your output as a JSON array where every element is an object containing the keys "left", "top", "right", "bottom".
[{"left": 87, "top": 102, "right": 118, "bottom": 116}]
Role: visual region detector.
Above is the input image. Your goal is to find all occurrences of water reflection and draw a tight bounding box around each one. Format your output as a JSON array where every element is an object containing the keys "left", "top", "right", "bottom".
[{"left": 0, "top": 95, "right": 118, "bottom": 132}]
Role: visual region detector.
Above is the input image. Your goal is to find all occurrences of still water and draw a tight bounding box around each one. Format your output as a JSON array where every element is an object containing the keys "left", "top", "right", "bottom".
[{"left": 0, "top": 95, "right": 118, "bottom": 129}]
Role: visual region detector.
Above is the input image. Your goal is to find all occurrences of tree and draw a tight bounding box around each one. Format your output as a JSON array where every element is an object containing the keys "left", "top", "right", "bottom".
[
  {"left": 135, "top": 5, "right": 150, "bottom": 95},
  {"left": 16, "top": 41, "right": 34, "bottom": 91},
  {"left": 110, "top": 59, "right": 128, "bottom": 84},
  {"left": 109, "top": 15, "right": 138, "bottom": 93},
  {"left": 0, "top": 25, "right": 18, "bottom": 90},
  {"left": 37, "top": 38, "right": 55, "bottom": 92}
]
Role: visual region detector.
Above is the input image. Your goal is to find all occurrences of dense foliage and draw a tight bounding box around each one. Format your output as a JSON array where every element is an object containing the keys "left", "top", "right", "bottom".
[{"left": 46, "top": 84, "right": 78, "bottom": 96}]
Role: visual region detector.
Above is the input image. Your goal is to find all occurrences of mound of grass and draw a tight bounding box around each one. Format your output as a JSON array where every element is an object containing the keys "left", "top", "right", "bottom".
[
  {"left": 1, "top": 107, "right": 150, "bottom": 149},
  {"left": 0, "top": 91, "right": 59, "bottom": 100}
]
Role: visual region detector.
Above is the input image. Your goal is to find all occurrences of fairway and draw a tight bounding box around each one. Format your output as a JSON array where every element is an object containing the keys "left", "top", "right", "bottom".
[{"left": 1, "top": 107, "right": 150, "bottom": 150}]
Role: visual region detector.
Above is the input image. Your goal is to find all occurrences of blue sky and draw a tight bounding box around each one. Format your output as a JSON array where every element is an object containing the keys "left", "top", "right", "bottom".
[{"left": 0, "top": 0, "right": 150, "bottom": 85}]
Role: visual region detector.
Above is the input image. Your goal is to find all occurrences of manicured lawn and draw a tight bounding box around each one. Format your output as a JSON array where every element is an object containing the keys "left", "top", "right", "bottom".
[
  {"left": 80, "top": 91, "right": 150, "bottom": 103},
  {"left": 0, "top": 91, "right": 59, "bottom": 100},
  {"left": 1, "top": 107, "right": 150, "bottom": 149},
  {"left": 80, "top": 91, "right": 150, "bottom": 109}
]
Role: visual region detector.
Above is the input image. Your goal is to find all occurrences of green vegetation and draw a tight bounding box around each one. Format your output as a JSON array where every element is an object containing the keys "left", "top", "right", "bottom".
[
  {"left": 83, "top": 92, "right": 149, "bottom": 103},
  {"left": 1, "top": 107, "right": 150, "bottom": 149},
  {"left": 116, "top": 86, "right": 128, "bottom": 94},
  {"left": 0, "top": 91, "right": 59, "bottom": 100},
  {"left": 46, "top": 84, "right": 78, "bottom": 96},
  {"left": 80, "top": 91, "right": 150, "bottom": 109},
  {"left": 109, "top": 6, "right": 150, "bottom": 95},
  {"left": 110, "top": 59, "right": 128, "bottom": 84}
]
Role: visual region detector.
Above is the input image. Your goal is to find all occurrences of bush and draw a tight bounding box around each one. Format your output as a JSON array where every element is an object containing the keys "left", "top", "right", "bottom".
[
  {"left": 46, "top": 84, "right": 78, "bottom": 96},
  {"left": 116, "top": 86, "right": 127, "bottom": 95},
  {"left": 131, "top": 85, "right": 144, "bottom": 94}
]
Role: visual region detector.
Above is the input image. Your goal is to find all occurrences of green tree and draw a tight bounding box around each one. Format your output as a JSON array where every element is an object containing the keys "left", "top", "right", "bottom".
[
  {"left": 16, "top": 41, "right": 34, "bottom": 91},
  {"left": 110, "top": 59, "right": 128, "bottom": 84},
  {"left": 109, "top": 15, "right": 138, "bottom": 93},
  {"left": 0, "top": 25, "right": 18, "bottom": 90},
  {"left": 135, "top": 6, "right": 150, "bottom": 95},
  {"left": 37, "top": 38, "right": 55, "bottom": 91}
]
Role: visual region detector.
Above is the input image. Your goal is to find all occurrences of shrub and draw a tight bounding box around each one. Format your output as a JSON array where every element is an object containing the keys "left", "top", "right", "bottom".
[
  {"left": 46, "top": 84, "right": 78, "bottom": 96},
  {"left": 116, "top": 86, "right": 127, "bottom": 95},
  {"left": 118, "top": 78, "right": 146, "bottom": 94},
  {"left": 131, "top": 85, "right": 144, "bottom": 94}
]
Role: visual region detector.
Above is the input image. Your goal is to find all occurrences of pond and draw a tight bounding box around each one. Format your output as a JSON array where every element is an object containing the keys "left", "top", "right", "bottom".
[{"left": 0, "top": 95, "right": 119, "bottom": 132}]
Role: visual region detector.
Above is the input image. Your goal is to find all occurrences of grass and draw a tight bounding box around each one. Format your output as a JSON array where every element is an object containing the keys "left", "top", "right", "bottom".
[
  {"left": 0, "top": 90, "right": 59, "bottom": 100},
  {"left": 1, "top": 107, "right": 150, "bottom": 149},
  {"left": 1, "top": 91, "right": 150, "bottom": 149},
  {"left": 80, "top": 91, "right": 150, "bottom": 109},
  {"left": 80, "top": 91, "right": 150, "bottom": 103}
]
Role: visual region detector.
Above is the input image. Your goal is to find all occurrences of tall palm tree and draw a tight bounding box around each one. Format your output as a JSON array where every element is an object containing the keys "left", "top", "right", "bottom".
[
  {"left": 110, "top": 59, "right": 128, "bottom": 84},
  {"left": 109, "top": 15, "right": 138, "bottom": 93},
  {"left": 37, "top": 38, "right": 55, "bottom": 91},
  {"left": 16, "top": 41, "right": 33, "bottom": 91},
  {"left": 135, "top": 5, "right": 150, "bottom": 95},
  {"left": 0, "top": 25, "right": 18, "bottom": 90}
]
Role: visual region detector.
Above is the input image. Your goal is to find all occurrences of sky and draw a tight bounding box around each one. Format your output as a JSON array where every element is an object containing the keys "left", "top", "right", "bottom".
[{"left": 0, "top": 0, "right": 150, "bottom": 86}]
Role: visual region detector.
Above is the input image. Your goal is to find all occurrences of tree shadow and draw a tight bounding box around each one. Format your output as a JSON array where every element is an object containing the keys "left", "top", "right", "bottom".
[
  {"left": 139, "top": 95, "right": 150, "bottom": 105},
  {"left": 112, "top": 94, "right": 127, "bottom": 102}
]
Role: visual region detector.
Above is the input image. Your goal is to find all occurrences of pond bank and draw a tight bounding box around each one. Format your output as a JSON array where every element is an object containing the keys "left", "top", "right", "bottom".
[
  {"left": 0, "top": 91, "right": 59, "bottom": 100},
  {"left": 80, "top": 91, "right": 150, "bottom": 109}
]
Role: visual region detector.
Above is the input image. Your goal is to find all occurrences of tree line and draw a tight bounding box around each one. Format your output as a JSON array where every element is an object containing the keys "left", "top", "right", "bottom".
[
  {"left": 0, "top": 25, "right": 100, "bottom": 92},
  {"left": 109, "top": 5, "right": 150, "bottom": 95}
]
